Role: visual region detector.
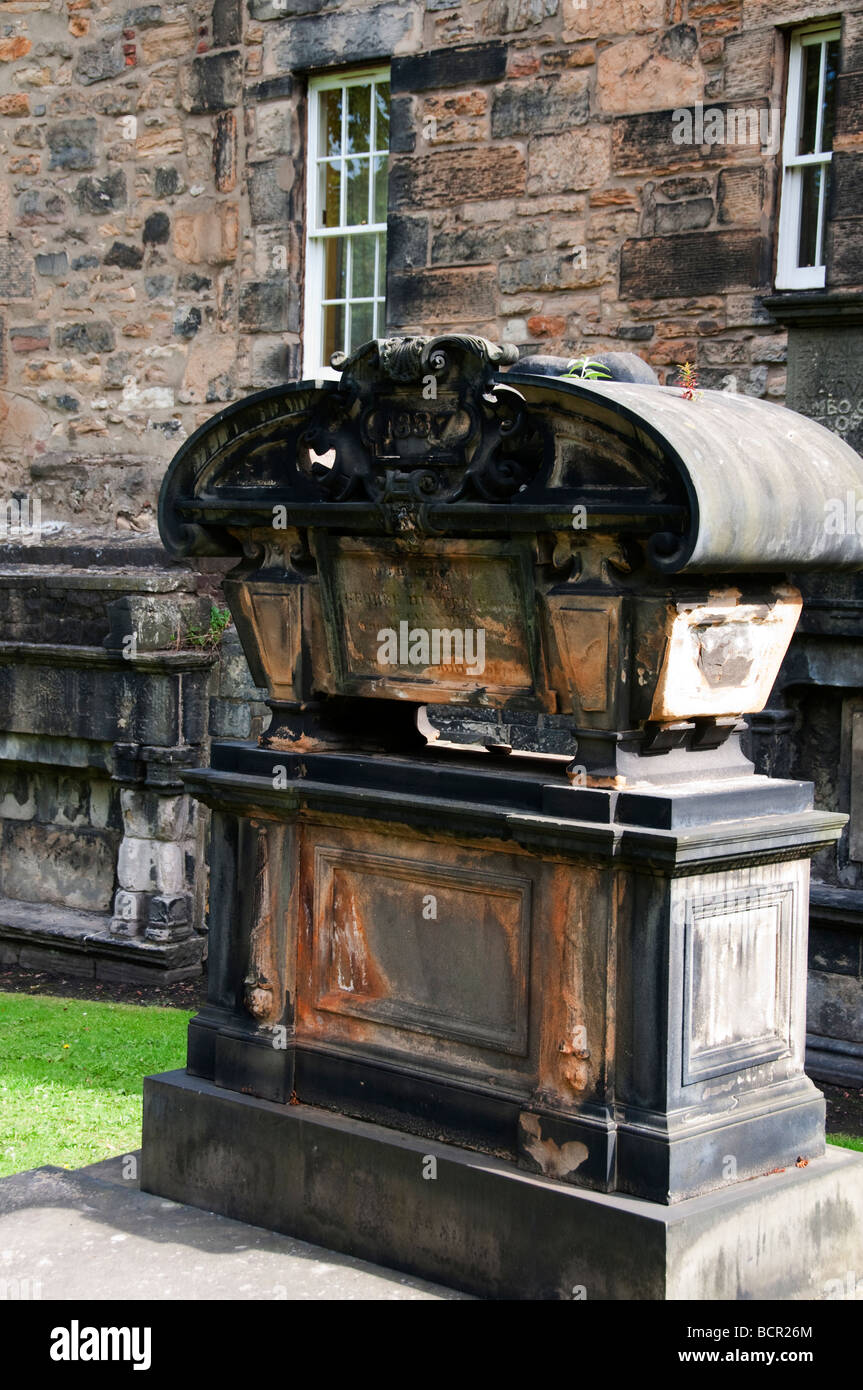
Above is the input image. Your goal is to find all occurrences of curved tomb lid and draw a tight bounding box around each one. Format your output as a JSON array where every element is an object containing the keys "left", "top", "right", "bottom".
[
  {"left": 505, "top": 371, "right": 863, "bottom": 572},
  {"left": 157, "top": 334, "right": 863, "bottom": 576}
]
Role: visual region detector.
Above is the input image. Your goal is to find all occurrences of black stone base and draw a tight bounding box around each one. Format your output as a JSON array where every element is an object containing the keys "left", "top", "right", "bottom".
[
  {"left": 142, "top": 1069, "right": 863, "bottom": 1301},
  {"left": 184, "top": 1018, "right": 826, "bottom": 1204}
]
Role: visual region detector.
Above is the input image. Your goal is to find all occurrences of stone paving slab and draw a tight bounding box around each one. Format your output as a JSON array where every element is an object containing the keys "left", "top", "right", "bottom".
[{"left": 0, "top": 1154, "right": 467, "bottom": 1301}]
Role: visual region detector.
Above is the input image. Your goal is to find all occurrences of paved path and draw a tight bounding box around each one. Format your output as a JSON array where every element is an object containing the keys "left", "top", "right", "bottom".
[{"left": 0, "top": 1155, "right": 467, "bottom": 1300}]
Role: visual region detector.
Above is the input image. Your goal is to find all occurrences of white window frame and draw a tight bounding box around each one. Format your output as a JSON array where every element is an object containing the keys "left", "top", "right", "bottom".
[
  {"left": 303, "top": 66, "right": 390, "bottom": 377},
  {"left": 776, "top": 22, "right": 841, "bottom": 291}
]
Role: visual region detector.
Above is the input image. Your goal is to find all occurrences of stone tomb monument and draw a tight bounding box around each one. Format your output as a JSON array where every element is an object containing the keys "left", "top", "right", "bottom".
[{"left": 143, "top": 336, "right": 863, "bottom": 1299}]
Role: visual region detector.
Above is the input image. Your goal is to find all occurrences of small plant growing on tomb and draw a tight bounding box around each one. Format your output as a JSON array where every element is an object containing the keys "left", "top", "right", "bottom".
[
  {"left": 185, "top": 605, "right": 233, "bottom": 650},
  {"left": 561, "top": 357, "right": 614, "bottom": 381},
  {"left": 676, "top": 361, "right": 701, "bottom": 401}
]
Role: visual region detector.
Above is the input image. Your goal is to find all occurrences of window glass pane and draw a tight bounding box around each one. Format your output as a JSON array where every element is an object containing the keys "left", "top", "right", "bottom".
[
  {"left": 821, "top": 39, "right": 840, "bottom": 152},
  {"left": 348, "top": 83, "right": 371, "bottom": 154},
  {"left": 320, "top": 88, "right": 342, "bottom": 159},
  {"left": 350, "top": 301, "right": 374, "bottom": 351},
  {"left": 374, "top": 298, "right": 386, "bottom": 337},
  {"left": 374, "top": 82, "right": 390, "bottom": 152},
  {"left": 820, "top": 161, "right": 832, "bottom": 262},
  {"left": 323, "top": 304, "right": 345, "bottom": 362},
  {"left": 346, "top": 157, "right": 370, "bottom": 225},
  {"left": 798, "top": 163, "right": 822, "bottom": 266},
  {"left": 351, "top": 234, "right": 375, "bottom": 298},
  {"left": 373, "top": 154, "right": 388, "bottom": 224},
  {"left": 798, "top": 41, "right": 822, "bottom": 155},
  {"left": 318, "top": 160, "right": 341, "bottom": 228},
  {"left": 323, "top": 237, "right": 347, "bottom": 300}
]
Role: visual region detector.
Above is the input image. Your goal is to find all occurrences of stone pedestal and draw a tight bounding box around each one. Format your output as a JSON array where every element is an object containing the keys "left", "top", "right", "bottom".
[
  {"left": 141, "top": 741, "right": 850, "bottom": 1234},
  {"left": 143, "top": 1070, "right": 863, "bottom": 1301}
]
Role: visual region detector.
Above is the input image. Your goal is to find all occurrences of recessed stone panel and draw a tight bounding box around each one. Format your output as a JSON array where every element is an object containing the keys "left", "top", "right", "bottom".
[
  {"left": 682, "top": 882, "right": 794, "bottom": 1083},
  {"left": 316, "top": 536, "right": 541, "bottom": 703},
  {"left": 312, "top": 845, "right": 532, "bottom": 1054}
]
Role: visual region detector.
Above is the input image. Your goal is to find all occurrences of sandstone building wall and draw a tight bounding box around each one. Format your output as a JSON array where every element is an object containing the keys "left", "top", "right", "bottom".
[{"left": 1, "top": 0, "right": 862, "bottom": 528}]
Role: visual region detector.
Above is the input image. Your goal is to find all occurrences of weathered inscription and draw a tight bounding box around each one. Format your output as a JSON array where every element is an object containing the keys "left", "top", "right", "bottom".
[{"left": 319, "top": 537, "right": 541, "bottom": 702}]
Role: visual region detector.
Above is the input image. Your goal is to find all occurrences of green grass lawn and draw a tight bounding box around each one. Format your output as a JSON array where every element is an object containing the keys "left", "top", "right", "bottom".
[
  {"left": 1, "top": 988, "right": 861, "bottom": 1180},
  {"left": 0, "top": 991, "right": 192, "bottom": 1178},
  {"left": 828, "top": 1133, "right": 863, "bottom": 1152}
]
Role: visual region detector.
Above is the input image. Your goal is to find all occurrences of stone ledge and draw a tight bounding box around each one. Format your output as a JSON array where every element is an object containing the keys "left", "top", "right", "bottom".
[
  {"left": 0, "top": 568, "right": 198, "bottom": 593},
  {"left": 763, "top": 291, "right": 863, "bottom": 327},
  {"left": 0, "top": 896, "right": 203, "bottom": 981},
  {"left": 0, "top": 642, "right": 216, "bottom": 673},
  {"left": 810, "top": 883, "right": 863, "bottom": 929},
  {"left": 807, "top": 1034, "right": 863, "bottom": 1088}
]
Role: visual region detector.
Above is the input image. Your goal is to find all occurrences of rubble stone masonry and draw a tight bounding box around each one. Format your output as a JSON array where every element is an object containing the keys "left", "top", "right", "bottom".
[{"left": 0, "top": 0, "right": 861, "bottom": 524}]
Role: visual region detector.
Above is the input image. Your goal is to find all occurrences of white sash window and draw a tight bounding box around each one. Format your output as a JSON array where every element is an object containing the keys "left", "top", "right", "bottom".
[
  {"left": 304, "top": 69, "right": 390, "bottom": 375},
  {"left": 776, "top": 23, "right": 841, "bottom": 290}
]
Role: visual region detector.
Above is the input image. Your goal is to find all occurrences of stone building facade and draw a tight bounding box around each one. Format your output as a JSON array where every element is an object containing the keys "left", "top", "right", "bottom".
[
  {"left": 0, "top": 0, "right": 862, "bottom": 1059},
  {"left": 1, "top": 0, "right": 862, "bottom": 486}
]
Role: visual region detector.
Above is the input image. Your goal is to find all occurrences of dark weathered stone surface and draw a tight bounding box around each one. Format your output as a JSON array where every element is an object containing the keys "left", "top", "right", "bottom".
[
  {"left": 387, "top": 214, "right": 428, "bottom": 271},
  {"left": 387, "top": 268, "right": 497, "bottom": 323},
  {"left": 47, "top": 119, "right": 97, "bottom": 171},
  {"left": 660, "top": 175, "right": 712, "bottom": 199},
  {"left": 143, "top": 211, "right": 170, "bottom": 244},
  {"left": 173, "top": 306, "right": 202, "bottom": 338},
  {"left": 620, "top": 231, "right": 768, "bottom": 298},
  {"left": 612, "top": 103, "right": 772, "bottom": 174},
  {"left": 391, "top": 41, "right": 507, "bottom": 94},
  {"left": 431, "top": 222, "right": 546, "bottom": 265},
  {"left": 35, "top": 251, "right": 68, "bottom": 277},
  {"left": 238, "top": 280, "right": 297, "bottom": 333},
  {"left": 104, "top": 241, "right": 145, "bottom": 269},
  {"left": 55, "top": 321, "right": 116, "bottom": 353},
  {"left": 183, "top": 50, "right": 243, "bottom": 114},
  {"left": 247, "top": 160, "right": 293, "bottom": 225},
  {"left": 390, "top": 147, "right": 526, "bottom": 208},
  {"left": 124, "top": 4, "right": 162, "bottom": 27},
  {"left": 842, "top": 12, "right": 863, "bottom": 73},
  {"left": 653, "top": 197, "right": 714, "bottom": 235},
  {"left": 717, "top": 166, "right": 764, "bottom": 226},
  {"left": 832, "top": 152, "right": 863, "bottom": 222},
  {"left": 74, "top": 39, "right": 125, "bottom": 86},
  {"left": 828, "top": 221, "right": 863, "bottom": 287},
  {"left": 244, "top": 74, "right": 293, "bottom": 104},
  {"left": 212, "top": 0, "right": 242, "bottom": 47},
  {"left": 17, "top": 190, "right": 66, "bottom": 225},
  {"left": 490, "top": 78, "right": 588, "bottom": 137},
  {"left": 785, "top": 322, "right": 863, "bottom": 456},
  {"left": 178, "top": 271, "right": 211, "bottom": 293},
  {"left": 498, "top": 249, "right": 593, "bottom": 292},
  {"left": 213, "top": 111, "right": 237, "bottom": 193},
  {"left": 74, "top": 170, "right": 127, "bottom": 214},
  {"left": 274, "top": 3, "right": 415, "bottom": 71},
  {"left": 389, "top": 95, "right": 416, "bottom": 154},
  {"left": 154, "top": 166, "right": 182, "bottom": 198},
  {"left": 836, "top": 72, "right": 863, "bottom": 137}
]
